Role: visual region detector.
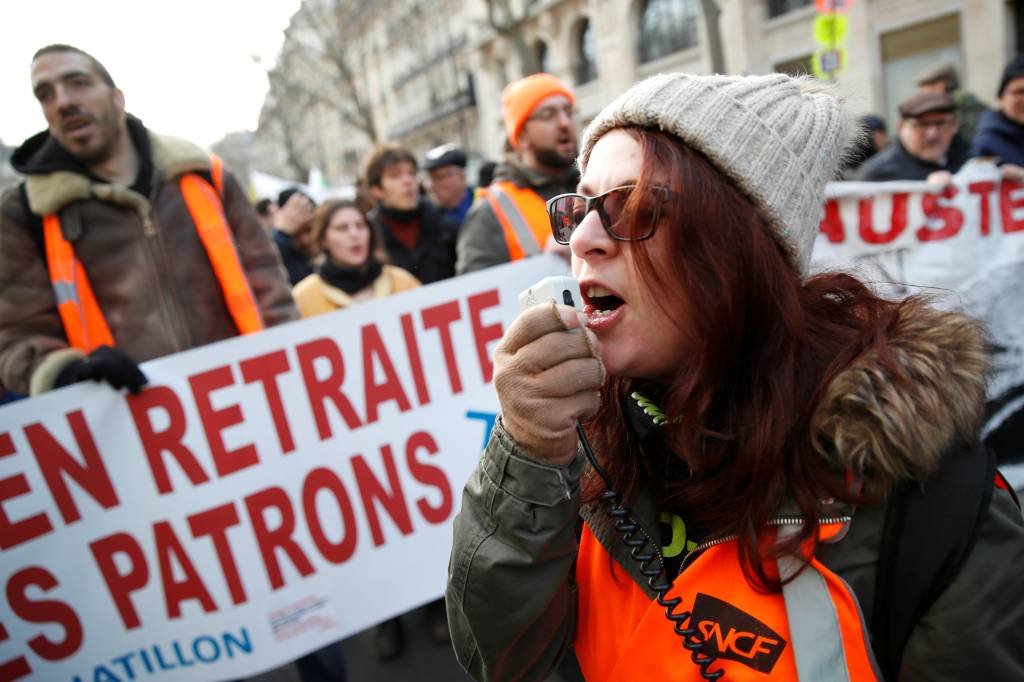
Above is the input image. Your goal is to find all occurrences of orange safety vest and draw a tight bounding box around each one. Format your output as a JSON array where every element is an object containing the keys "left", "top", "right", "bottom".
[
  {"left": 43, "top": 155, "right": 264, "bottom": 352},
  {"left": 575, "top": 522, "right": 880, "bottom": 681},
  {"left": 480, "top": 181, "right": 551, "bottom": 261}
]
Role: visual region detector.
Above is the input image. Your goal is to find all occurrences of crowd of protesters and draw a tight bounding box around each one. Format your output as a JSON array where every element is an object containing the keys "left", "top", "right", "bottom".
[
  {"left": 848, "top": 57, "right": 1024, "bottom": 183},
  {"left": 0, "top": 42, "right": 583, "bottom": 680},
  {"left": 2, "top": 37, "right": 1024, "bottom": 682}
]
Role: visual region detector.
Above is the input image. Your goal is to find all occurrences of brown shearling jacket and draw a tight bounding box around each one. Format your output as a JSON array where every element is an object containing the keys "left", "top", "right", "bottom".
[{"left": 0, "top": 118, "right": 297, "bottom": 395}]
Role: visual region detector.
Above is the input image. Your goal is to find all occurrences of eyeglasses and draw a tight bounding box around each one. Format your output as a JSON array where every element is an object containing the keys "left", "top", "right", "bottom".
[
  {"left": 528, "top": 104, "right": 576, "bottom": 122},
  {"left": 547, "top": 185, "right": 670, "bottom": 245},
  {"left": 905, "top": 117, "right": 957, "bottom": 132}
]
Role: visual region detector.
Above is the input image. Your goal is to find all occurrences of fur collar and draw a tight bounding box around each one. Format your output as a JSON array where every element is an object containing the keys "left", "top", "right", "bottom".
[
  {"left": 23, "top": 128, "right": 211, "bottom": 217},
  {"left": 811, "top": 299, "right": 988, "bottom": 496}
]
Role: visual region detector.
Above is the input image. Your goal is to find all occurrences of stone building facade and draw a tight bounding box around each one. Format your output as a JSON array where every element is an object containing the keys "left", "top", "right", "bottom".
[
  {"left": 251, "top": 0, "right": 1019, "bottom": 185},
  {"left": 251, "top": 0, "right": 475, "bottom": 186},
  {"left": 469, "top": 0, "right": 1018, "bottom": 160}
]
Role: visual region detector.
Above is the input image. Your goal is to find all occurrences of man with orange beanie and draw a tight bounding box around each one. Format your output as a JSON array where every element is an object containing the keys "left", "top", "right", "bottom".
[{"left": 456, "top": 73, "right": 579, "bottom": 274}]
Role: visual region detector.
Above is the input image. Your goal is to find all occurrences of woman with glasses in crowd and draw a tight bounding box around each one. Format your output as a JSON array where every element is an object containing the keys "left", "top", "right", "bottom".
[{"left": 446, "top": 73, "right": 1024, "bottom": 681}]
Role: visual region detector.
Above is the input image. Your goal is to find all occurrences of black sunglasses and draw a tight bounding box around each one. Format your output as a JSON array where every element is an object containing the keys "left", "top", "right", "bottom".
[{"left": 547, "top": 185, "right": 670, "bottom": 245}]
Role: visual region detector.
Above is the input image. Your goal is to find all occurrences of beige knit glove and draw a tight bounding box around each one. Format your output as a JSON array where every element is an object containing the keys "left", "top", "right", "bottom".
[{"left": 493, "top": 301, "right": 605, "bottom": 465}]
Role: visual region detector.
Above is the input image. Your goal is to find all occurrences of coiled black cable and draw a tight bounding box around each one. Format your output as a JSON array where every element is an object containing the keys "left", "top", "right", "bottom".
[{"left": 577, "top": 423, "right": 724, "bottom": 680}]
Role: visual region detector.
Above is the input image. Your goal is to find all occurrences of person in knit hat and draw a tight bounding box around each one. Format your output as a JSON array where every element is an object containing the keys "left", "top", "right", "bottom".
[
  {"left": 970, "top": 54, "right": 1024, "bottom": 173},
  {"left": 447, "top": 72, "right": 1024, "bottom": 681},
  {"left": 455, "top": 72, "right": 580, "bottom": 274}
]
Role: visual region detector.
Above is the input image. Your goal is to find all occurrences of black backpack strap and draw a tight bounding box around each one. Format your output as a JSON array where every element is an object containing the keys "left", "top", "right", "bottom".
[{"left": 871, "top": 439, "right": 995, "bottom": 680}]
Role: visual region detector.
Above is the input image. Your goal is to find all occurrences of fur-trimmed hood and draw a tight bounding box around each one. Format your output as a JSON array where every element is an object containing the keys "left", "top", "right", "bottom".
[
  {"left": 811, "top": 298, "right": 989, "bottom": 496},
  {"left": 12, "top": 115, "right": 212, "bottom": 217}
]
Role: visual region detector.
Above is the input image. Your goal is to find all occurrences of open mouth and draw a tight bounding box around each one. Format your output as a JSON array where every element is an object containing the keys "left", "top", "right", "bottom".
[
  {"left": 583, "top": 285, "right": 625, "bottom": 319},
  {"left": 63, "top": 117, "right": 92, "bottom": 134}
]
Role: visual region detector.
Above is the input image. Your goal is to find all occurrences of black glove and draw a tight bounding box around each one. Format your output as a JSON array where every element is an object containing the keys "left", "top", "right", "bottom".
[{"left": 54, "top": 345, "right": 148, "bottom": 394}]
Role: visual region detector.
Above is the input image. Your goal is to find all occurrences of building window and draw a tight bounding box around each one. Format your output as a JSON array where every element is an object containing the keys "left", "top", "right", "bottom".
[
  {"left": 880, "top": 13, "right": 962, "bottom": 138},
  {"left": 534, "top": 39, "right": 549, "bottom": 73},
  {"left": 766, "top": 0, "right": 813, "bottom": 18},
  {"left": 574, "top": 18, "right": 598, "bottom": 85},
  {"left": 637, "top": 0, "right": 699, "bottom": 64}
]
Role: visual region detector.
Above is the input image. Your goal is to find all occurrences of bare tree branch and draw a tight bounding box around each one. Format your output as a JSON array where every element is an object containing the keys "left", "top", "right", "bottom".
[
  {"left": 256, "top": 0, "right": 381, "bottom": 171},
  {"left": 293, "top": 0, "right": 381, "bottom": 142},
  {"left": 258, "top": 64, "right": 318, "bottom": 180}
]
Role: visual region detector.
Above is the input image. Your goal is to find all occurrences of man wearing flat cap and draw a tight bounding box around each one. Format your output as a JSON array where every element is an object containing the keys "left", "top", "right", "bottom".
[
  {"left": 424, "top": 143, "right": 475, "bottom": 227},
  {"left": 858, "top": 91, "right": 969, "bottom": 182},
  {"left": 456, "top": 72, "right": 579, "bottom": 274}
]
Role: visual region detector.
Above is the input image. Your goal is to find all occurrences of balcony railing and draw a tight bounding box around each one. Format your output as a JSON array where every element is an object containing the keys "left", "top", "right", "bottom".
[
  {"left": 387, "top": 89, "right": 476, "bottom": 139},
  {"left": 391, "top": 34, "right": 469, "bottom": 90}
]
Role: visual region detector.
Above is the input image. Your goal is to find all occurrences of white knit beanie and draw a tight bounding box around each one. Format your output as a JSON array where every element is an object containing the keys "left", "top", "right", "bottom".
[{"left": 579, "top": 73, "right": 854, "bottom": 276}]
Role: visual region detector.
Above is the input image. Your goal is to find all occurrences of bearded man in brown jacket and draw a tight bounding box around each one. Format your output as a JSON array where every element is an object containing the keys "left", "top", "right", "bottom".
[{"left": 0, "top": 44, "right": 296, "bottom": 396}]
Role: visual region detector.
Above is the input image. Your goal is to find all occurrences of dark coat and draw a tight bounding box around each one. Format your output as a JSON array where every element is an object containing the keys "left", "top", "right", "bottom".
[
  {"left": 272, "top": 229, "right": 314, "bottom": 285},
  {"left": 857, "top": 136, "right": 970, "bottom": 182},
  {"left": 369, "top": 199, "right": 458, "bottom": 285},
  {"left": 970, "top": 109, "right": 1024, "bottom": 166}
]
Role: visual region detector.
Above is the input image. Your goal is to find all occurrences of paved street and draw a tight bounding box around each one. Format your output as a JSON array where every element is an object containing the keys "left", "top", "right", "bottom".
[
  {"left": 252, "top": 608, "right": 584, "bottom": 681},
  {"left": 247, "top": 609, "right": 470, "bottom": 682},
  {"left": 339, "top": 610, "right": 472, "bottom": 682}
]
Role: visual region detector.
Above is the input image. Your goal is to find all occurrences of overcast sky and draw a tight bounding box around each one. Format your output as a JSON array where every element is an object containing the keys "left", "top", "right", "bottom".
[{"left": 1, "top": 0, "right": 301, "bottom": 148}]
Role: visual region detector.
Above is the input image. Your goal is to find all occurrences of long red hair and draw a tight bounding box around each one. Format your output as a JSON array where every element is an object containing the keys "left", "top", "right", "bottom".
[{"left": 583, "top": 128, "right": 909, "bottom": 589}]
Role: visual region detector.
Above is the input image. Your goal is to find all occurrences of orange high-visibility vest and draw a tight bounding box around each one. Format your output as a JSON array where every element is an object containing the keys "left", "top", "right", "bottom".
[
  {"left": 481, "top": 181, "right": 551, "bottom": 261},
  {"left": 575, "top": 522, "right": 880, "bottom": 681},
  {"left": 43, "top": 155, "right": 264, "bottom": 352}
]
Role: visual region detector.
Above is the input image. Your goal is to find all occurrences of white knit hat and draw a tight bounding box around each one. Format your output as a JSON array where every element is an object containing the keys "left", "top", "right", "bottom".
[{"left": 579, "top": 73, "right": 854, "bottom": 276}]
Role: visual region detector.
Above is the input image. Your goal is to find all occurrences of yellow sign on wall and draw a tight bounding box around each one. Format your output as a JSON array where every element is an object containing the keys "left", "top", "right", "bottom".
[
  {"left": 812, "top": 0, "right": 852, "bottom": 79},
  {"left": 813, "top": 13, "right": 848, "bottom": 46},
  {"left": 812, "top": 47, "right": 847, "bottom": 80}
]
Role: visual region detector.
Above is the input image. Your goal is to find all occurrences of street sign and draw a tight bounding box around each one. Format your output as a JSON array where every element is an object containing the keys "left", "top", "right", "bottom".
[
  {"left": 813, "top": 13, "right": 848, "bottom": 46},
  {"left": 812, "top": 46, "right": 847, "bottom": 79},
  {"left": 811, "top": 0, "right": 852, "bottom": 79},
  {"left": 815, "top": 0, "right": 852, "bottom": 12}
]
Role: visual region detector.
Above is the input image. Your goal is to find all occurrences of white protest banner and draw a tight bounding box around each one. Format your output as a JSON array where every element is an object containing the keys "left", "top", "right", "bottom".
[
  {"left": 811, "top": 160, "right": 1024, "bottom": 449},
  {"left": 0, "top": 255, "right": 567, "bottom": 682}
]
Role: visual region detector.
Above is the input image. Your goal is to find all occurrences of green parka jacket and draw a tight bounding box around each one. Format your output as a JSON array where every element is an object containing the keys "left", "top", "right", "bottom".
[{"left": 446, "top": 302, "right": 1024, "bottom": 681}]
